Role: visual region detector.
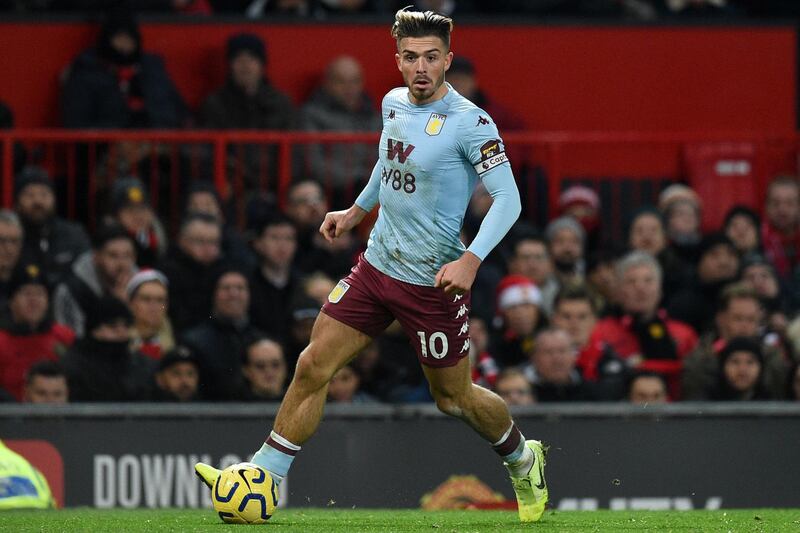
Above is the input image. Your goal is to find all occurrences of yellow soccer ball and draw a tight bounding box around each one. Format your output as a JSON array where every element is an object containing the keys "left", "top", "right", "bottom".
[{"left": 212, "top": 462, "right": 278, "bottom": 524}]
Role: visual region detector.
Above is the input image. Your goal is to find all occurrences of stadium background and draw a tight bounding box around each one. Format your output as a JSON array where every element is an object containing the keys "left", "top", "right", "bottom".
[{"left": 1, "top": 0, "right": 800, "bottom": 513}]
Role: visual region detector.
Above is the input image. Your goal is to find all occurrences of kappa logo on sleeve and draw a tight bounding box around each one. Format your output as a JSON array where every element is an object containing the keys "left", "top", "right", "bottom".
[
  {"left": 328, "top": 280, "right": 351, "bottom": 304},
  {"left": 474, "top": 139, "right": 508, "bottom": 175}
]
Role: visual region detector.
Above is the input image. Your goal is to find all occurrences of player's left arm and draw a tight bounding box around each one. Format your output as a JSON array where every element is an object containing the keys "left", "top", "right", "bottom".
[{"left": 435, "top": 114, "right": 521, "bottom": 295}]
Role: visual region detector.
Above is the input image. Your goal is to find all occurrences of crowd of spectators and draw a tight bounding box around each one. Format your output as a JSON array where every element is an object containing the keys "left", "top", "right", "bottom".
[{"left": 1, "top": 7, "right": 800, "bottom": 407}]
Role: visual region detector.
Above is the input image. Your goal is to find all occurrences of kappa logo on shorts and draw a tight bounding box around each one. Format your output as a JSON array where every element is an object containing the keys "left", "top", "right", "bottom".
[
  {"left": 455, "top": 304, "right": 468, "bottom": 319},
  {"left": 328, "top": 280, "right": 351, "bottom": 304},
  {"left": 425, "top": 113, "right": 447, "bottom": 136}
]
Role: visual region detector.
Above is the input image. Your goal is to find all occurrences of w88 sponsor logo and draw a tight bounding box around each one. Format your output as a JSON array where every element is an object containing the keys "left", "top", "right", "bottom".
[{"left": 381, "top": 166, "right": 416, "bottom": 194}]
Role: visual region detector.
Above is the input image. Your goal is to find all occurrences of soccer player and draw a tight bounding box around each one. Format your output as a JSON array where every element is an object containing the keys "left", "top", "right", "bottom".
[{"left": 196, "top": 9, "right": 548, "bottom": 522}]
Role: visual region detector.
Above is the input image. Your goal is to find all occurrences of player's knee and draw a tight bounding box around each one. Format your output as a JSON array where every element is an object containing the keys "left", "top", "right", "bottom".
[
  {"left": 293, "top": 345, "right": 335, "bottom": 388},
  {"left": 431, "top": 389, "right": 466, "bottom": 418}
]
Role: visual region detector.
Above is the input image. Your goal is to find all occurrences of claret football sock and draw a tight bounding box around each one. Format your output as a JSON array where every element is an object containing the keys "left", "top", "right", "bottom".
[
  {"left": 251, "top": 431, "right": 301, "bottom": 483},
  {"left": 494, "top": 423, "right": 534, "bottom": 478}
]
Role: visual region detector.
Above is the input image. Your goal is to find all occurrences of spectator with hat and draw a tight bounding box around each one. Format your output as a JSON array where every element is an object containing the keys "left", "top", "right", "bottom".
[
  {"left": 0, "top": 210, "right": 24, "bottom": 310},
  {"left": 22, "top": 360, "right": 69, "bottom": 405},
  {"left": 109, "top": 177, "right": 167, "bottom": 268},
  {"left": 158, "top": 213, "right": 225, "bottom": 334},
  {"left": 151, "top": 345, "right": 200, "bottom": 402},
  {"left": 62, "top": 295, "right": 153, "bottom": 402},
  {"left": 239, "top": 336, "right": 288, "bottom": 402},
  {"left": 490, "top": 274, "right": 544, "bottom": 368},
  {"left": 559, "top": 185, "right": 602, "bottom": 253},
  {"left": 14, "top": 166, "right": 90, "bottom": 286},
  {"left": 61, "top": 8, "right": 186, "bottom": 129},
  {"left": 181, "top": 267, "right": 262, "bottom": 400},
  {"left": 53, "top": 223, "right": 137, "bottom": 338},
  {"left": 0, "top": 263, "right": 74, "bottom": 401},
  {"left": 126, "top": 269, "right": 174, "bottom": 361},
  {"left": 201, "top": 32, "right": 294, "bottom": 131},
  {"left": 705, "top": 336, "right": 772, "bottom": 401},
  {"left": 723, "top": 205, "right": 762, "bottom": 257},
  {"left": 658, "top": 184, "right": 703, "bottom": 266}
]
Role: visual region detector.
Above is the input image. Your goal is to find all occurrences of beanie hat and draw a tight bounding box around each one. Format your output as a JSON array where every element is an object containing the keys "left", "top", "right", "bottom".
[
  {"left": 496, "top": 275, "right": 541, "bottom": 312},
  {"left": 8, "top": 263, "right": 48, "bottom": 297},
  {"left": 126, "top": 269, "right": 168, "bottom": 299},
  {"left": 718, "top": 336, "right": 764, "bottom": 367},
  {"left": 85, "top": 296, "right": 133, "bottom": 333},
  {"left": 111, "top": 177, "right": 149, "bottom": 213},
  {"left": 544, "top": 216, "right": 585, "bottom": 244},
  {"left": 559, "top": 185, "right": 600, "bottom": 212},
  {"left": 227, "top": 33, "right": 266, "bottom": 63},
  {"left": 14, "top": 166, "right": 54, "bottom": 201}
]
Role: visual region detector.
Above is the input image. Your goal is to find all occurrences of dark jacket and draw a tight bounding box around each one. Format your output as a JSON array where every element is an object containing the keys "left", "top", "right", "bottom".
[
  {"left": 20, "top": 216, "right": 91, "bottom": 287},
  {"left": 200, "top": 78, "right": 294, "bottom": 130},
  {"left": 158, "top": 248, "right": 224, "bottom": 335},
  {"left": 62, "top": 338, "right": 154, "bottom": 402},
  {"left": 248, "top": 267, "right": 302, "bottom": 344},
  {"left": 62, "top": 49, "right": 185, "bottom": 129},
  {"left": 181, "top": 316, "right": 262, "bottom": 401}
]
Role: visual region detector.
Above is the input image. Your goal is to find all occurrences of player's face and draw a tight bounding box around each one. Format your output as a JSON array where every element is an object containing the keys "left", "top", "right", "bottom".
[{"left": 395, "top": 36, "right": 452, "bottom": 105}]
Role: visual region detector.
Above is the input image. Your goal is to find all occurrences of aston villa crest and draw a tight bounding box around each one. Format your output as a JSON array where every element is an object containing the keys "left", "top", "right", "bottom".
[{"left": 425, "top": 113, "right": 447, "bottom": 136}]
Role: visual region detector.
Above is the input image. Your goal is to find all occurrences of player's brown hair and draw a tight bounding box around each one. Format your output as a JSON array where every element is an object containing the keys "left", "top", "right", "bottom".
[{"left": 391, "top": 8, "right": 453, "bottom": 49}]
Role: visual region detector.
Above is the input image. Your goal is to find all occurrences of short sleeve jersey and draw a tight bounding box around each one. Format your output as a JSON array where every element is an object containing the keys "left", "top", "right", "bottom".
[{"left": 361, "top": 83, "right": 510, "bottom": 286}]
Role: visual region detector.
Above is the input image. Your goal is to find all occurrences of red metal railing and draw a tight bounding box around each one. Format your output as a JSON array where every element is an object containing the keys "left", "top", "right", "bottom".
[{"left": 1, "top": 130, "right": 797, "bottom": 237}]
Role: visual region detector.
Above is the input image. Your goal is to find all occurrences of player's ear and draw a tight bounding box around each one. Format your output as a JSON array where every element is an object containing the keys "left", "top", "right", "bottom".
[
  {"left": 395, "top": 52, "right": 402, "bottom": 72},
  {"left": 444, "top": 51, "right": 453, "bottom": 72}
]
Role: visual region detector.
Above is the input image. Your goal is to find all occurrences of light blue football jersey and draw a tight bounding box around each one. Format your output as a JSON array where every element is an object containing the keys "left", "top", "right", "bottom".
[{"left": 355, "top": 83, "right": 517, "bottom": 286}]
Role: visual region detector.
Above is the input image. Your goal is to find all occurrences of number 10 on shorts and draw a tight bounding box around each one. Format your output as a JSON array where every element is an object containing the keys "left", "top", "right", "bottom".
[{"left": 417, "top": 331, "right": 449, "bottom": 359}]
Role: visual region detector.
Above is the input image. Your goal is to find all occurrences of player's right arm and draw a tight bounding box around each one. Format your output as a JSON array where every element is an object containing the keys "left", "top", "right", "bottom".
[{"left": 319, "top": 160, "right": 381, "bottom": 243}]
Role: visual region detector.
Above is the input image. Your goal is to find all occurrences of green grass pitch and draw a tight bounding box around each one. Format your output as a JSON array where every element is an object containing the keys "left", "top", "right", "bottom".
[{"left": 1, "top": 509, "right": 799, "bottom": 532}]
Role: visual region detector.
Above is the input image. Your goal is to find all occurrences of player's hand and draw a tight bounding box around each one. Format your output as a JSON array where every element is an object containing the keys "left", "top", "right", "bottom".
[
  {"left": 319, "top": 205, "right": 367, "bottom": 243},
  {"left": 434, "top": 252, "right": 482, "bottom": 296}
]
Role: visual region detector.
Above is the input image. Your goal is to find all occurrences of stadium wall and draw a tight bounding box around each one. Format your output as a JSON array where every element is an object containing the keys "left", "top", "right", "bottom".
[
  {"left": 1, "top": 403, "right": 799, "bottom": 510},
  {"left": 0, "top": 22, "right": 794, "bottom": 132}
]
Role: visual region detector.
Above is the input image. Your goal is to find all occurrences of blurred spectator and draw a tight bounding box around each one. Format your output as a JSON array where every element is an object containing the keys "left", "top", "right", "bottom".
[
  {"left": 328, "top": 363, "right": 376, "bottom": 403},
  {"left": 15, "top": 167, "right": 90, "bottom": 286},
  {"left": 490, "top": 275, "right": 544, "bottom": 367},
  {"left": 627, "top": 371, "right": 668, "bottom": 405},
  {"left": 761, "top": 176, "right": 800, "bottom": 282},
  {"left": 682, "top": 283, "right": 788, "bottom": 400},
  {"left": 61, "top": 9, "right": 185, "bottom": 129},
  {"left": 200, "top": 33, "right": 294, "bottom": 189},
  {"left": 109, "top": 177, "right": 167, "bottom": 268},
  {"left": 0, "top": 210, "right": 24, "bottom": 310},
  {"left": 249, "top": 213, "right": 302, "bottom": 342},
  {"left": 586, "top": 251, "right": 698, "bottom": 397},
  {"left": 658, "top": 184, "right": 702, "bottom": 265},
  {"left": 521, "top": 328, "right": 593, "bottom": 402},
  {"left": 53, "top": 224, "right": 137, "bottom": 338},
  {"left": 182, "top": 268, "right": 261, "bottom": 400},
  {"left": 723, "top": 205, "right": 761, "bottom": 256},
  {"left": 62, "top": 296, "right": 153, "bottom": 401},
  {"left": 159, "top": 213, "right": 224, "bottom": 334},
  {"left": 183, "top": 181, "right": 253, "bottom": 270},
  {"left": 303, "top": 272, "right": 336, "bottom": 306},
  {"left": 22, "top": 360, "right": 68, "bottom": 405},
  {"left": 284, "top": 296, "right": 320, "bottom": 368},
  {"left": 468, "top": 317, "right": 498, "bottom": 389},
  {"left": 240, "top": 336, "right": 287, "bottom": 401},
  {"left": 559, "top": 186, "right": 602, "bottom": 253},
  {"left": 627, "top": 206, "right": 691, "bottom": 298},
  {"left": 551, "top": 284, "right": 597, "bottom": 354},
  {"left": 286, "top": 180, "right": 356, "bottom": 278},
  {"left": 126, "top": 269, "right": 174, "bottom": 361},
  {"left": 741, "top": 254, "right": 788, "bottom": 319},
  {"left": 585, "top": 249, "right": 620, "bottom": 316},
  {"left": 506, "top": 231, "right": 558, "bottom": 317},
  {"left": 0, "top": 263, "right": 74, "bottom": 401},
  {"left": 299, "top": 55, "right": 381, "bottom": 197},
  {"left": 446, "top": 56, "right": 525, "bottom": 133},
  {"left": 494, "top": 368, "right": 535, "bottom": 406},
  {"left": 545, "top": 217, "right": 585, "bottom": 286},
  {"left": 666, "top": 233, "right": 740, "bottom": 335},
  {"left": 151, "top": 345, "right": 200, "bottom": 402},
  {"left": 706, "top": 336, "right": 771, "bottom": 401}
]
